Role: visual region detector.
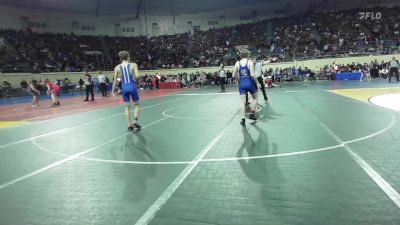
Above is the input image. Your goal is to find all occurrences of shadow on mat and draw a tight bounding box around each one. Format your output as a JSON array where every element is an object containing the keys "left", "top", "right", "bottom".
[
  {"left": 256, "top": 103, "right": 288, "bottom": 122},
  {"left": 237, "top": 124, "right": 286, "bottom": 213},
  {"left": 112, "top": 132, "right": 157, "bottom": 202}
]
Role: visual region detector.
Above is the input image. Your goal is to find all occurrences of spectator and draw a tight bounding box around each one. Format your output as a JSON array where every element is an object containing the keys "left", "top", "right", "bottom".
[
  {"left": 78, "top": 78, "right": 84, "bottom": 92},
  {"left": 2, "top": 79, "right": 12, "bottom": 98},
  {"left": 389, "top": 57, "right": 399, "bottom": 82},
  {"left": 362, "top": 64, "right": 371, "bottom": 82},
  {"left": 20, "top": 79, "right": 28, "bottom": 94},
  {"left": 92, "top": 77, "right": 99, "bottom": 92},
  {"left": 98, "top": 72, "right": 107, "bottom": 97},
  {"left": 380, "top": 66, "right": 389, "bottom": 79}
]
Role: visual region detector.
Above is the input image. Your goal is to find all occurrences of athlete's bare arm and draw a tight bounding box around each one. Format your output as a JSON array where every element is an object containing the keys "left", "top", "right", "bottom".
[
  {"left": 46, "top": 84, "right": 51, "bottom": 95},
  {"left": 111, "top": 66, "right": 121, "bottom": 95},
  {"left": 261, "top": 57, "right": 277, "bottom": 65},
  {"left": 129, "top": 63, "right": 140, "bottom": 79},
  {"left": 262, "top": 60, "right": 270, "bottom": 65},
  {"left": 249, "top": 60, "right": 257, "bottom": 83},
  {"left": 232, "top": 62, "right": 239, "bottom": 79}
]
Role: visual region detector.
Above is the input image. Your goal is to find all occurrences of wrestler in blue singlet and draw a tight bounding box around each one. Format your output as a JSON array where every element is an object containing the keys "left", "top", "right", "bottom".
[{"left": 119, "top": 63, "right": 139, "bottom": 103}]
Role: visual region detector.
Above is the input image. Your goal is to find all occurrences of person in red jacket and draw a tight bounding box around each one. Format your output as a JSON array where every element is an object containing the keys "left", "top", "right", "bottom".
[{"left": 44, "top": 79, "right": 61, "bottom": 106}]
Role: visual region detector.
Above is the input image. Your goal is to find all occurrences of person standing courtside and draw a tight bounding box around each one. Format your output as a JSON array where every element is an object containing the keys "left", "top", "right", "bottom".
[
  {"left": 218, "top": 65, "right": 226, "bottom": 92},
  {"left": 83, "top": 72, "right": 95, "bottom": 101},
  {"left": 2, "top": 79, "right": 12, "bottom": 98},
  {"left": 389, "top": 57, "right": 399, "bottom": 83},
  {"left": 29, "top": 80, "right": 41, "bottom": 107},
  {"left": 20, "top": 79, "right": 28, "bottom": 95},
  {"left": 98, "top": 72, "right": 107, "bottom": 97}
]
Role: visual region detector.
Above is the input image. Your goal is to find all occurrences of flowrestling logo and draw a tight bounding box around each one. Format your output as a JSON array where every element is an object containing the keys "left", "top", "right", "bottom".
[{"left": 358, "top": 12, "right": 382, "bottom": 20}]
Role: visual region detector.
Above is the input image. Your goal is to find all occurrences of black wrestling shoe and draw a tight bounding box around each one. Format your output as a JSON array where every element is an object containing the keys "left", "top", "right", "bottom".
[
  {"left": 264, "top": 97, "right": 268, "bottom": 101},
  {"left": 128, "top": 126, "right": 134, "bottom": 132},
  {"left": 132, "top": 123, "right": 142, "bottom": 130},
  {"left": 240, "top": 118, "right": 245, "bottom": 126},
  {"left": 249, "top": 114, "right": 257, "bottom": 121}
]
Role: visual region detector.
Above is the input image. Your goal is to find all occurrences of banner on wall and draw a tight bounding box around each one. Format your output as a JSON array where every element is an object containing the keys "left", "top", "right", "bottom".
[
  {"left": 84, "top": 51, "right": 102, "bottom": 55},
  {"left": 19, "top": 17, "right": 29, "bottom": 30},
  {"left": 234, "top": 45, "right": 249, "bottom": 51}
]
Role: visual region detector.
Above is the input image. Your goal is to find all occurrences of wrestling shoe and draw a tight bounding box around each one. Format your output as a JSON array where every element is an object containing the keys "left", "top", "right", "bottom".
[
  {"left": 249, "top": 114, "right": 257, "bottom": 121},
  {"left": 132, "top": 123, "right": 142, "bottom": 130}
]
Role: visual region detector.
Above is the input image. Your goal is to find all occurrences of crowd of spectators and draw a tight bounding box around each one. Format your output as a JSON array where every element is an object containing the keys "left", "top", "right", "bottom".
[
  {"left": 191, "top": 28, "right": 234, "bottom": 67},
  {"left": 328, "top": 59, "right": 398, "bottom": 79},
  {"left": 2, "top": 56, "right": 398, "bottom": 98},
  {"left": 0, "top": 30, "right": 190, "bottom": 73},
  {"left": 0, "top": 6, "right": 399, "bottom": 73},
  {"left": 259, "top": 58, "right": 398, "bottom": 83},
  {"left": 191, "top": 6, "right": 400, "bottom": 67},
  {"left": 136, "top": 70, "right": 236, "bottom": 90},
  {"left": 273, "top": 7, "right": 400, "bottom": 60}
]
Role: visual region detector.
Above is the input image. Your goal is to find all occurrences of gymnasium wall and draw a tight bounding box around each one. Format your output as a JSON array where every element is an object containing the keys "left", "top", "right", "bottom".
[
  {"left": 2, "top": 54, "right": 399, "bottom": 87},
  {"left": 0, "top": 3, "right": 276, "bottom": 36},
  {"left": 0, "top": 0, "right": 399, "bottom": 37}
]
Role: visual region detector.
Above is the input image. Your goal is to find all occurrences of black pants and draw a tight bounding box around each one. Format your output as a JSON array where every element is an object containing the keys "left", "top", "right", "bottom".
[
  {"left": 100, "top": 83, "right": 107, "bottom": 96},
  {"left": 389, "top": 68, "right": 399, "bottom": 82},
  {"left": 246, "top": 76, "right": 268, "bottom": 102},
  {"left": 85, "top": 85, "right": 94, "bottom": 100},
  {"left": 220, "top": 77, "right": 226, "bottom": 92},
  {"left": 2, "top": 87, "right": 10, "bottom": 98}
]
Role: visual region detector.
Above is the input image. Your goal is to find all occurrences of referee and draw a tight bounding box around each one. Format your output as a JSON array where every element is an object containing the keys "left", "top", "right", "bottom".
[
  {"left": 389, "top": 57, "right": 399, "bottom": 83},
  {"left": 83, "top": 72, "right": 95, "bottom": 101},
  {"left": 246, "top": 57, "right": 271, "bottom": 104},
  {"left": 218, "top": 65, "right": 226, "bottom": 92}
]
